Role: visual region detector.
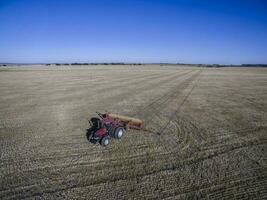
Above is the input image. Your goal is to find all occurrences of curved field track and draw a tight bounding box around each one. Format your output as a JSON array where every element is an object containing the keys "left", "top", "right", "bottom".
[{"left": 0, "top": 65, "right": 266, "bottom": 199}]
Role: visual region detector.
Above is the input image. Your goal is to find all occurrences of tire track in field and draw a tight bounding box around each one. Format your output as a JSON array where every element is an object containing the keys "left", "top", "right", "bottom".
[
  {"left": 165, "top": 115, "right": 202, "bottom": 151},
  {"left": 158, "top": 70, "right": 203, "bottom": 132},
  {"left": 120, "top": 70, "right": 196, "bottom": 116},
  {"left": 120, "top": 69, "right": 203, "bottom": 157},
  {"left": 133, "top": 69, "right": 202, "bottom": 143},
  {"left": 131, "top": 70, "right": 198, "bottom": 117},
  {"left": 156, "top": 70, "right": 204, "bottom": 150},
  {"left": 132, "top": 70, "right": 200, "bottom": 127},
  {"left": 97, "top": 70, "right": 199, "bottom": 166}
]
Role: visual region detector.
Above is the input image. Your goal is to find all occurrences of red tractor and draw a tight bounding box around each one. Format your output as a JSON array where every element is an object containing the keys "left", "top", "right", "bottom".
[{"left": 88, "top": 112, "right": 144, "bottom": 146}]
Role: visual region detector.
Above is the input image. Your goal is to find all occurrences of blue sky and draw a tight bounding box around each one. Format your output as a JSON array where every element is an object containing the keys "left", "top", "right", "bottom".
[{"left": 0, "top": 0, "right": 267, "bottom": 64}]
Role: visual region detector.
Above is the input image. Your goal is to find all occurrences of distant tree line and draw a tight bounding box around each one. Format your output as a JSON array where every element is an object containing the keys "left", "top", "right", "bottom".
[
  {"left": 176, "top": 63, "right": 267, "bottom": 68},
  {"left": 3, "top": 63, "right": 263, "bottom": 67},
  {"left": 45, "top": 63, "right": 142, "bottom": 66},
  {"left": 241, "top": 64, "right": 267, "bottom": 67}
]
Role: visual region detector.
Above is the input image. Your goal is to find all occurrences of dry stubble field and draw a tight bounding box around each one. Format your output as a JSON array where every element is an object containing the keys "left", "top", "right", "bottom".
[{"left": 0, "top": 65, "right": 266, "bottom": 199}]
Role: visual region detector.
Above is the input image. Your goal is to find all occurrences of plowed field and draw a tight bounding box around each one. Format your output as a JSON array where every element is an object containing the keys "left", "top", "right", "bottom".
[{"left": 0, "top": 65, "right": 266, "bottom": 199}]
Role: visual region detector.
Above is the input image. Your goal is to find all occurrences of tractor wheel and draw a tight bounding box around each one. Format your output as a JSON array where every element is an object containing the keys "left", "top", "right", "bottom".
[
  {"left": 88, "top": 133, "right": 93, "bottom": 141},
  {"left": 100, "top": 136, "right": 109, "bottom": 147},
  {"left": 114, "top": 127, "right": 125, "bottom": 139}
]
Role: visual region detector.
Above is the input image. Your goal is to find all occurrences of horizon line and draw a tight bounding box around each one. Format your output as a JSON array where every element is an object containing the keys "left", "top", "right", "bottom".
[{"left": 1, "top": 62, "right": 267, "bottom": 66}]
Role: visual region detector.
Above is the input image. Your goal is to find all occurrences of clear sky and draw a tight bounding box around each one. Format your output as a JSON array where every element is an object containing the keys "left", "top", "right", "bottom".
[{"left": 0, "top": 0, "right": 267, "bottom": 64}]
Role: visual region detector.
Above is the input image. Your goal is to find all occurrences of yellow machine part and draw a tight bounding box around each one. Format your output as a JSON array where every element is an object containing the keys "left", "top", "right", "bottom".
[{"left": 107, "top": 113, "right": 143, "bottom": 124}]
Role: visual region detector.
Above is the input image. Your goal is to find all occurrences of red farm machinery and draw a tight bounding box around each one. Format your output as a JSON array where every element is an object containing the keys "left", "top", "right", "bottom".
[{"left": 87, "top": 112, "right": 145, "bottom": 146}]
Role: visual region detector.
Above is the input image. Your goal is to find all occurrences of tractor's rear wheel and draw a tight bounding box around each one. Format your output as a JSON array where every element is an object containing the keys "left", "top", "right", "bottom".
[
  {"left": 114, "top": 127, "right": 125, "bottom": 139},
  {"left": 100, "top": 136, "right": 109, "bottom": 147}
]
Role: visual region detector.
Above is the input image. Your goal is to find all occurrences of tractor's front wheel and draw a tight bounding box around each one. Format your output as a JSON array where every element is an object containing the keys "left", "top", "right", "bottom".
[
  {"left": 100, "top": 136, "right": 109, "bottom": 147},
  {"left": 114, "top": 127, "right": 125, "bottom": 139}
]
